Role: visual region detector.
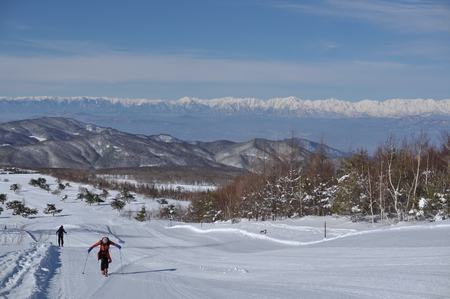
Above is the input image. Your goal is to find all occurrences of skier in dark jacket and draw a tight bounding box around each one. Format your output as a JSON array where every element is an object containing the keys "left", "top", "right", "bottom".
[
  {"left": 56, "top": 225, "right": 67, "bottom": 247},
  {"left": 88, "top": 237, "right": 122, "bottom": 275}
]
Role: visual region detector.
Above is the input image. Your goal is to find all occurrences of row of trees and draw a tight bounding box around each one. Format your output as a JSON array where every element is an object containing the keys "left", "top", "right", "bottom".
[
  {"left": 0, "top": 177, "right": 65, "bottom": 218},
  {"left": 129, "top": 200, "right": 181, "bottom": 222},
  {"left": 3, "top": 199, "right": 62, "bottom": 218},
  {"left": 185, "top": 132, "right": 450, "bottom": 224},
  {"left": 40, "top": 167, "right": 226, "bottom": 202},
  {"left": 1, "top": 173, "right": 173, "bottom": 221}
]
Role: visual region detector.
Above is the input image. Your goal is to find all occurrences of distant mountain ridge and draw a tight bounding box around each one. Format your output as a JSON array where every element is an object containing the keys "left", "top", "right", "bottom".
[
  {"left": 1, "top": 97, "right": 449, "bottom": 154},
  {"left": 1, "top": 96, "right": 450, "bottom": 118},
  {"left": 0, "top": 117, "right": 348, "bottom": 170}
]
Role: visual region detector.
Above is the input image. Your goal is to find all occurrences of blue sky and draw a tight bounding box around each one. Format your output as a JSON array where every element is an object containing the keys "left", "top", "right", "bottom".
[{"left": 0, "top": 0, "right": 449, "bottom": 102}]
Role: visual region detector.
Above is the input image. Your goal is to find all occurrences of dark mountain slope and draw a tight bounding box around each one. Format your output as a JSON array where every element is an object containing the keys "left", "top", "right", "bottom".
[{"left": 0, "top": 117, "right": 347, "bottom": 170}]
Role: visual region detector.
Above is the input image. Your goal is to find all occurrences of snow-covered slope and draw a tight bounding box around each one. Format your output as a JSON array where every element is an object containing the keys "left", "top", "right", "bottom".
[
  {"left": 0, "top": 117, "right": 350, "bottom": 170},
  {"left": 0, "top": 172, "right": 449, "bottom": 299}
]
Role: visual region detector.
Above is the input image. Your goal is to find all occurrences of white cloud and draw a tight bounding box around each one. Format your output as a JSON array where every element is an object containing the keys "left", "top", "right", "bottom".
[
  {"left": 274, "top": 0, "right": 450, "bottom": 33},
  {"left": 0, "top": 51, "right": 429, "bottom": 89}
]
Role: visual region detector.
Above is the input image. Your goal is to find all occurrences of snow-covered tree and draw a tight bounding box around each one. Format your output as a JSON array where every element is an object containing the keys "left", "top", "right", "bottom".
[
  {"left": 6, "top": 200, "right": 38, "bottom": 218},
  {"left": 110, "top": 197, "right": 126, "bottom": 212},
  {"left": 135, "top": 205, "right": 148, "bottom": 222},
  {"left": 43, "top": 204, "right": 63, "bottom": 216}
]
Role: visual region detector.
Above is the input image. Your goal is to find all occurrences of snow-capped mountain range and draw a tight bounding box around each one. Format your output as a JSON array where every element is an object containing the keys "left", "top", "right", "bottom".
[
  {"left": 1, "top": 96, "right": 449, "bottom": 153},
  {"left": 1, "top": 96, "right": 450, "bottom": 118}
]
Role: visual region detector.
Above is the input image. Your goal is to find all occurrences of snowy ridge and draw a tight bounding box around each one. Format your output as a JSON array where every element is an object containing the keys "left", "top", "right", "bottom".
[{"left": 2, "top": 96, "right": 450, "bottom": 118}]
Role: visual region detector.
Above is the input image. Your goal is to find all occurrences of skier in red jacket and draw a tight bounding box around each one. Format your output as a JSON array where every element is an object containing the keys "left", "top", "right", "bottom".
[{"left": 88, "top": 237, "right": 122, "bottom": 275}]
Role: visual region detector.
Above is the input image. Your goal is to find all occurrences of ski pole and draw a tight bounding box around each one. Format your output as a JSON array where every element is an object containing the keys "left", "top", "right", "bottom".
[
  {"left": 82, "top": 252, "right": 90, "bottom": 274},
  {"left": 66, "top": 234, "right": 70, "bottom": 247},
  {"left": 119, "top": 249, "right": 124, "bottom": 274}
]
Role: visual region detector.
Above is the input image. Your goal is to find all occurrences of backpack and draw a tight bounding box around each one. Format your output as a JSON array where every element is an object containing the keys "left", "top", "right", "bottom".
[
  {"left": 57, "top": 227, "right": 65, "bottom": 236},
  {"left": 97, "top": 238, "right": 111, "bottom": 260},
  {"left": 99, "top": 241, "right": 110, "bottom": 252}
]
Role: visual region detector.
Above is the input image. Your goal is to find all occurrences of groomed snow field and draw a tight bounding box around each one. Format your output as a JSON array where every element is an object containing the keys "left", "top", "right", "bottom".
[{"left": 0, "top": 173, "right": 449, "bottom": 298}]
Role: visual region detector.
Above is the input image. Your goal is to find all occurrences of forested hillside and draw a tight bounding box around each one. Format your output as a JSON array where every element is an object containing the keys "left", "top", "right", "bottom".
[
  {"left": 35, "top": 132, "right": 450, "bottom": 224},
  {"left": 188, "top": 132, "right": 450, "bottom": 223}
]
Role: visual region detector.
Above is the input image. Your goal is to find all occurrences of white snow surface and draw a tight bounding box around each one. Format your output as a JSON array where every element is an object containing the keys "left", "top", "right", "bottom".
[{"left": 0, "top": 173, "right": 449, "bottom": 299}]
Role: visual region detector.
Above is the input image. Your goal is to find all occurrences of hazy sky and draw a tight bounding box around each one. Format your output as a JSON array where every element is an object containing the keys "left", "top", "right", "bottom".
[{"left": 1, "top": 0, "right": 449, "bottom": 102}]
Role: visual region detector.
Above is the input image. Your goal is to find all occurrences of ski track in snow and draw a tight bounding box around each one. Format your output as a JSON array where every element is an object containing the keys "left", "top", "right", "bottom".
[{"left": 0, "top": 243, "right": 58, "bottom": 299}]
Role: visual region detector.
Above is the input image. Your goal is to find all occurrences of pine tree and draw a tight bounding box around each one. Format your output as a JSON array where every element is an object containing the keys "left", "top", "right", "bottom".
[
  {"left": 43, "top": 204, "right": 63, "bottom": 216},
  {"left": 0, "top": 193, "right": 7, "bottom": 204},
  {"left": 10, "top": 183, "right": 20, "bottom": 193},
  {"left": 119, "top": 188, "right": 136, "bottom": 203},
  {"left": 110, "top": 197, "right": 126, "bottom": 212},
  {"left": 6, "top": 200, "right": 38, "bottom": 218},
  {"left": 135, "top": 205, "right": 148, "bottom": 222}
]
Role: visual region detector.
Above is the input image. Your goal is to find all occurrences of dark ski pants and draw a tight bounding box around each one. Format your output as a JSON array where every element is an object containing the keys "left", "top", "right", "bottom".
[
  {"left": 58, "top": 235, "right": 64, "bottom": 246},
  {"left": 100, "top": 254, "right": 110, "bottom": 271}
]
